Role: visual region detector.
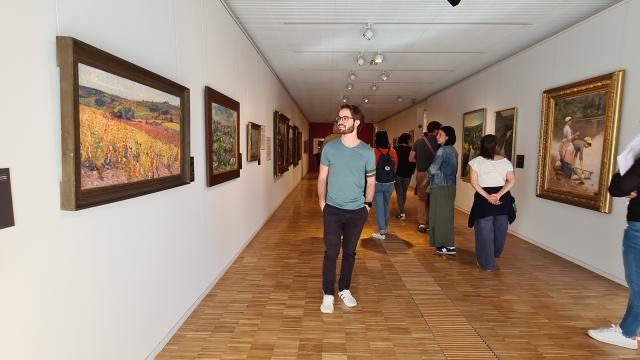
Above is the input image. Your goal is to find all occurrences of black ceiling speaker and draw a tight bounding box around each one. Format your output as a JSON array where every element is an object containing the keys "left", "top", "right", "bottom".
[{"left": 447, "top": 0, "right": 461, "bottom": 6}]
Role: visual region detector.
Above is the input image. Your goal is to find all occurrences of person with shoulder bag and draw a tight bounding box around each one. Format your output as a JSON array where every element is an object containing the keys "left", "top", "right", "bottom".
[
  {"left": 410, "top": 121, "right": 441, "bottom": 233},
  {"left": 393, "top": 133, "right": 416, "bottom": 220},
  {"left": 371, "top": 131, "right": 398, "bottom": 240}
]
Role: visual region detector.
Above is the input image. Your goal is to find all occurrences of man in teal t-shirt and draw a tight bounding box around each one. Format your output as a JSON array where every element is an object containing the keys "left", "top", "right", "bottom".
[{"left": 317, "top": 104, "right": 375, "bottom": 314}]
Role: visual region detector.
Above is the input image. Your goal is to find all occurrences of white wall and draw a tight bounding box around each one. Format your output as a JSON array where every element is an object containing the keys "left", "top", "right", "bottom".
[
  {"left": 382, "top": 0, "right": 639, "bottom": 285},
  {"left": 0, "top": 1, "right": 308, "bottom": 359}
]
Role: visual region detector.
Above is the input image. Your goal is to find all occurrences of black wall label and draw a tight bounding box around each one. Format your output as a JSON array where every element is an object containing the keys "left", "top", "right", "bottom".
[
  {"left": 0, "top": 168, "right": 15, "bottom": 229},
  {"left": 515, "top": 154, "right": 525, "bottom": 169}
]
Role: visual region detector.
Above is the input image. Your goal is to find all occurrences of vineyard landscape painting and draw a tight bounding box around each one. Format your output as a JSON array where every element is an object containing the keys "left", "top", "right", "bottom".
[
  {"left": 79, "top": 64, "right": 182, "bottom": 189},
  {"left": 461, "top": 108, "right": 486, "bottom": 181},
  {"left": 57, "top": 36, "right": 190, "bottom": 210},
  {"left": 205, "top": 86, "right": 240, "bottom": 186}
]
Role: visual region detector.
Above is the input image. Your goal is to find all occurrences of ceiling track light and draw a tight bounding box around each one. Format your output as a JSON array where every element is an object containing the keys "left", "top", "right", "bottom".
[
  {"left": 370, "top": 83, "right": 378, "bottom": 91},
  {"left": 396, "top": 96, "right": 404, "bottom": 103},
  {"left": 342, "top": 95, "right": 349, "bottom": 103},
  {"left": 356, "top": 52, "right": 366, "bottom": 66},
  {"left": 370, "top": 53, "right": 384, "bottom": 65},
  {"left": 380, "top": 71, "right": 389, "bottom": 81},
  {"left": 348, "top": 71, "right": 358, "bottom": 81},
  {"left": 362, "top": 23, "right": 374, "bottom": 40},
  {"left": 362, "top": 97, "right": 369, "bottom": 103},
  {"left": 346, "top": 83, "right": 354, "bottom": 90},
  {"left": 447, "top": 0, "right": 462, "bottom": 6}
]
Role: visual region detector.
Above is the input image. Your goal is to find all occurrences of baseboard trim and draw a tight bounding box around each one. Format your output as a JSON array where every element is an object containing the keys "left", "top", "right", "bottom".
[{"left": 145, "top": 183, "right": 302, "bottom": 360}]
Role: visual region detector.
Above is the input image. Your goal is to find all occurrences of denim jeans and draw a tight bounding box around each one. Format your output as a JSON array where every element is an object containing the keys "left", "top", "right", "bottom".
[
  {"left": 394, "top": 176, "right": 411, "bottom": 214},
  {"left": 374, "top": 182, "right": 394, "bottom": 233},
  {"left": 473, "top": 215, "right": 508, "bottom": 270},
  {"left": 620, "top": 221, "right": 640, "bottom": 338}
]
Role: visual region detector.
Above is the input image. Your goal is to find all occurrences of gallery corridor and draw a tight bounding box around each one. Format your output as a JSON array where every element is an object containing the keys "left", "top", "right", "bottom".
[{"left": 157, "top": 176, "right": 637, "bottom": 359}]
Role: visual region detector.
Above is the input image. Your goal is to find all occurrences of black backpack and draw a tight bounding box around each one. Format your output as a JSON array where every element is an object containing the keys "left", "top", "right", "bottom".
[{"left": 375, "top": 148, "right": 396, "bottom": 183}]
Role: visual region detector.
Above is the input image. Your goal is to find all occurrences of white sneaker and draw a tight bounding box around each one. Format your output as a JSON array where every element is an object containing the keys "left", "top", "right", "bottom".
[
  {"left": 320, "top": 295, "right": 334, "bottom": 314},
  {"left": 371, "top": 232, "right": 386, "bottom": 240},
  {"left": 588, "top": 324, "right": 638, "bottom": 349},
  {"left": 338, "top": 289, "right": 358, "bottom": 307}
]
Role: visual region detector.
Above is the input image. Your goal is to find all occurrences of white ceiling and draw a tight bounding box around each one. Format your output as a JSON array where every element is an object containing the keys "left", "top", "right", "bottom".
[{"left": 222, "top": 0, "right": 621, "bottom": 123}]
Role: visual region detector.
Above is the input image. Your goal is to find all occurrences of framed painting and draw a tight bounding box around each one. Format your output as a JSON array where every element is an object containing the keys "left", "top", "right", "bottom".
[
  {"left": 297, "top": 128, "right": 303, "bottom": 165},
  {"left": 273, "top": 111, "right": 289, "bottom": 177},
  {"left": 56, "top": 37, "right": 190, "bottom": 210},
  {"left": 495, "top": 107, "right": 517, "bottom": 163},
  {"left": 536, "top": 71, "right": 624, "bottom": 213},
  {"left": 287, "top": 123, "right": 294, "bottom": 166},
  {"left": 205, "top": 86, "right": 240, "bottom": 187},
  {"left": 292, "top": 126, "right": 299, "bottom": 166},
  {"left": 461, "top": 108, "right": 486, "bottom": 181},
  {"left": 247, "top": 122, "right": 261, "bottom": 164}
]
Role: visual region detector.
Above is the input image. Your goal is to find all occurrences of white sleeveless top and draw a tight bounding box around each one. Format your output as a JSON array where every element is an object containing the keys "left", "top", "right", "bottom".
[{"left": 468, "top": 157, "right": 514, "bottom": 187}]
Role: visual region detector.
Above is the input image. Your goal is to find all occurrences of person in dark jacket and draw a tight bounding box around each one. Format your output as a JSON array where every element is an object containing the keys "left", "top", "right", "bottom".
[
  {"left": 393, "top": 133, "right": 416, "bottom": 220},
  {"left": 588, "top": 159, "right": 640, "bottom": 349}
]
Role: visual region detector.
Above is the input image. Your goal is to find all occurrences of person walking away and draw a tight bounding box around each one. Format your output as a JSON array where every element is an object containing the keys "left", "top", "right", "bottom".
[
  {"left": 372, "top": 131, "right": 398, "bottom": 240},
  {"left": 467, "top": 134, "right": 516, "bottom": 271},
  {"left": 317, "top": 104, "right": 375, "bottom": 314},
  {"left": 394, "top": 133, "right": 416, "bottom": 220},
  {"left": 588, "top": 157, "right": 640, "bottom": 349},
  {"left": 427, "top": 126, "right": 458, "bottom": 254},
  {"left": 410, "top": 121, "right": 441, "bottom": 233}
]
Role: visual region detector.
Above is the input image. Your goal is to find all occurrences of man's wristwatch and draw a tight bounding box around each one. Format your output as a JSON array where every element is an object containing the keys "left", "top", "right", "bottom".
[{"left": 365, "top": 201, "right": 373, "bottom": 208}]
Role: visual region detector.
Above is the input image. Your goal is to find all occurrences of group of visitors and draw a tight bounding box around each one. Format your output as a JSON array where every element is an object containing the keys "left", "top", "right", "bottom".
[{"left": 316, "top": 103, "right": 640, "bottom": 354}]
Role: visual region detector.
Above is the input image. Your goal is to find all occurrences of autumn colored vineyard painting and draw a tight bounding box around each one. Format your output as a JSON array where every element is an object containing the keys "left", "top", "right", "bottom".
[
  {"left": 79, "top": 64, "right": 182, "bottom": 189},
  {"left": 205, "top": 86, "right": 240, "bottom": 186},
  {"left": 57, "top": 37, "right": 190, "bottom": 210}
]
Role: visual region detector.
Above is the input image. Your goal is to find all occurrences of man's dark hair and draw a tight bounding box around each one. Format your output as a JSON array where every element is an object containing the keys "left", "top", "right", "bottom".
[
  {"left": 440, "top": 126, "right": 456, "bottom": 146},
  {"left": 398, "top": 132, "right": 411, "bottom": 145},
  {"left": 480, "top": 134, "right": 498, "bottom": 159},
  {"left": 375, "top": 131, "right": 390, "bottom": 149},
  {"left": 425, "top": 121, "right": 442, "bottom": 135},
  {"left": 339, "top": 104, "right": 365, "bottom": 132}
]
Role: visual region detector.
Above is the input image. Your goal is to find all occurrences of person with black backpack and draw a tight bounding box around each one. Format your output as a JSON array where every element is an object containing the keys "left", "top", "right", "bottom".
[{"left": 372, "top": 131, "right": 398, "bottom": 240}]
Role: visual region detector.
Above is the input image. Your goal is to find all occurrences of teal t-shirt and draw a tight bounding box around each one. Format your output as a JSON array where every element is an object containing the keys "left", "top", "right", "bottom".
[{"left": 321, "top": 139, "right": 376, "bottom": 210}]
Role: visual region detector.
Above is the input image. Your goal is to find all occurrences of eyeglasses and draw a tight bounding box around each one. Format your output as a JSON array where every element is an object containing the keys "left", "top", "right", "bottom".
[{"left": 335, "top": 116, "right": 353, "bottom": 123}]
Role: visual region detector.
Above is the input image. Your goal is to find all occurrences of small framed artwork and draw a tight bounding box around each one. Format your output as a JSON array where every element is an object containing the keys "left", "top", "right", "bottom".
[
  {"left": 495, "top": 107, "right": 517, "bottom": 163},
  {"left": 274, "top": 111, "right": 289, "bottom": 177},
  {"left": 287, "top": 124, "right": 294, "bottom": 166},
  {"left": 56, "top": 37, "right": 190, "bottom": 210},
  {"left": 536, "top": 71, "right": 624, "bottom": 213},
  {"left": 461, "top": 108, "right": 486, "bottom": 181},
  {"left": 247, "top": 122, "right": 261, "bottom": 164},
  {"left": 292, "top": 126, "right": 299, "bottom": 166},
  {"left": 205, "top": 86, "right": 240, "bottom": 186}
]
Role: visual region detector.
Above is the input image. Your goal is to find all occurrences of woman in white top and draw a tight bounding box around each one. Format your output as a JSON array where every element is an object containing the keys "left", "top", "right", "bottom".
[{"left": 468, "top": 134, "right": 516, "bottom": 271}]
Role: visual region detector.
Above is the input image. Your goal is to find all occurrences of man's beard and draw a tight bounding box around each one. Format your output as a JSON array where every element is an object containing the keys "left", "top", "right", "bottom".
[{"left": 335, "top": 123, "right": 355, "bottom": 134}]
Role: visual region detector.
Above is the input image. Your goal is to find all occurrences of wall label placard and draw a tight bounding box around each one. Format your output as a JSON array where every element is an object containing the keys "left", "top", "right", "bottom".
[{"left": 0, "top": 168, "right": 15, "bottom": 229}]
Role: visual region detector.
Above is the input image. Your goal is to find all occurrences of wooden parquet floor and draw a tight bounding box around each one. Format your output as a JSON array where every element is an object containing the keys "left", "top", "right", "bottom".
[{"left": 157, "top": 176, "right": 640, "bottom": 359}]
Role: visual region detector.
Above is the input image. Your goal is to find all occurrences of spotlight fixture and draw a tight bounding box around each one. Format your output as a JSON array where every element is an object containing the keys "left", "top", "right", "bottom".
[
  {"left": 379, "top": 71, "right": 389, "bottom": 81},
  {"left": 362, "top": 97, "right": 369, "bottom": 103},
  {"left": 362, "top": 23, "right": 374, "bottom": 41},
  {"left": 447, "top": 0, "right": 462, "bottom": 6},
  {"left": 396, "top": 96, "right": 404, "bottom": 103},
  {"left": 356, "top": 53, "right": 366, "bottom": 66},
  {"left": 370, "top": 53, "right": 384, "bottom": 65},
  {"left": 348, "top": 71, "right": 358, "bottom": 81},
  {"left": 341, "top": 95, "right": 349, "bottom": 103},
  {"left": 346, "top": 83, "right": 354, "bottom": 90},
  {"left": 370, "top": 83, "right": 378, "bottom": 91}
]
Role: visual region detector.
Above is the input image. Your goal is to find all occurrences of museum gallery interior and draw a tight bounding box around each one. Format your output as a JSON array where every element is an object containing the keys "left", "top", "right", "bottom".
[{"left": 2, "top": 0, "right": 640, "bottom": 359}]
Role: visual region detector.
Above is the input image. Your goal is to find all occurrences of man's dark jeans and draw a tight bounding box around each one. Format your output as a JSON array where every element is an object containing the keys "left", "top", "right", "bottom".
[{"left": 322, "top": 204, "right": 368, "bottom": 295}]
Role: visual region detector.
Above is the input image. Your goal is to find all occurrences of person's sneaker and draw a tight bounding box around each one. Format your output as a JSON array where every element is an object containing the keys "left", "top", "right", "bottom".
[
  {"left": 418, "top": 224, "right": 427, "bottom": 233},
  {"left": 320, "top": 294, "right": 334, "bottom": 314},
  {"left": 588, "top": 324, "right": 638, "bottom": 349},
  {"left": 396, "top": 213, "right": 406, "bottom": 220},
  {"left": 338, "top": 289, "right": 358, "bottom": 307},
  {"left": 436, "top": 246, "right": 457, "bottom": 255},
  {"left": 371, "top": 232, "right": 386, "bottom": 240}
]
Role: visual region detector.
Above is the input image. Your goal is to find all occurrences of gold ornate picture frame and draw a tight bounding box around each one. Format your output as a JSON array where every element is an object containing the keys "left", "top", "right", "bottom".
[{"left": 536, "top": 71, "right": 624, "bottom": 213}]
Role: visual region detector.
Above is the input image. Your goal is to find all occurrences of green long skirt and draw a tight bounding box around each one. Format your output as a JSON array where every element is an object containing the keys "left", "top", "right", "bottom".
[{"left": 429, "top": 185, "right": 456, "bottom": 247}]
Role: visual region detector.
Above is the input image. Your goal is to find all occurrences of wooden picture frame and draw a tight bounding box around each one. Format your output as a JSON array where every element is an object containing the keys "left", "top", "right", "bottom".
[
  {"left": 205, "top": 86, "right": 240, "bottom": 187},
  {"left": 495, "top": 107, "right": 518, "bottom": 163},
  {"left": 56, "top": 36, "right": 190, "bottom": 210},
  {"left": 297, "top": 127, "right": 303, "bottom": 165},
  {"left": 536, "top": 71, "right": 624, "bottom": 213},
  {"left": 247, "top": 122, "right": 261, "bottom": 164},
  {"left": 461, "top": 108, "right": 486, "bottom": 182},
  {"left": 287, "top": 123, "right": 294, "bottom": 166},
  {"left": 274, "top": 111, "right": 289, "bottom": 177}
]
